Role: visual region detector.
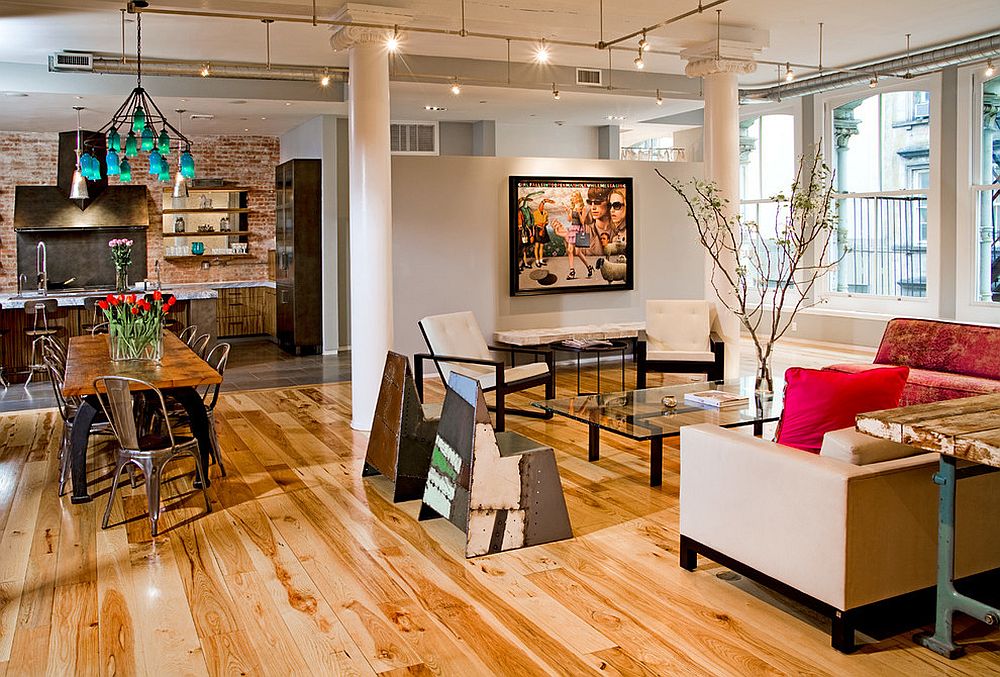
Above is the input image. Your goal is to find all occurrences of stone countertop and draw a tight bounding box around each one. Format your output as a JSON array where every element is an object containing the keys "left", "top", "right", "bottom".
[
  {"left": 0, "top": 280, "right": 276, "bottom": 309},
  {"left": 494, "top": 322, "right": 645, "bottom": 346}
]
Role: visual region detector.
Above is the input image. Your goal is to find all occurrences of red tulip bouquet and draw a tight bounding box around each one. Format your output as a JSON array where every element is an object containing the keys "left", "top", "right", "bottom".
[{"left": 98, "top": 290, "right": 176, "bottom": 363}]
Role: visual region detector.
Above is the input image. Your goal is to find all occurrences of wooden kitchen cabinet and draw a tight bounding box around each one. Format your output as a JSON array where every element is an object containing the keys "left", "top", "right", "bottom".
[{"left": 217, "top": 287, "right": 271, "bottom": 337}]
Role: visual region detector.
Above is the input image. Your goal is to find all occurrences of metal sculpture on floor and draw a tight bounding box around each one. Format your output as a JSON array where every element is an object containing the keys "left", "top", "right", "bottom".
[
  {"left": 419, "top": 371, "right": 573, "bottom": 557},
  {"left": 363, "top": 351, "right": 441, "bottom": 502}
]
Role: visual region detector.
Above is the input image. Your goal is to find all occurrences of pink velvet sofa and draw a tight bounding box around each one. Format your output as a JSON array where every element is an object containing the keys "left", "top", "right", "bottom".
[{"left": 825, "top": 318, "right": 1000, "bottom": 405}]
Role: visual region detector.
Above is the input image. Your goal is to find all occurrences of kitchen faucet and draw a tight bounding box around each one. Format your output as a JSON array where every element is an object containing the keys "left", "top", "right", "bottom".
[
  {"left": 36, "top": 241, "right": 47, "bottom": 296},
  {"left": 155, "top": 259, "right": 162, "bottom": 291}
]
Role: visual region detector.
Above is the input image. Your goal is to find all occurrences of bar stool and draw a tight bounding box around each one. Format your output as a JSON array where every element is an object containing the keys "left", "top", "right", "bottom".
[
  {"left": 80, "top": 296, "right": 104, "bottom": 335},
  {"left": 0, "top": 303, "right": 8, "bottom": 388},
  {"left": 24, "top": 299, "right": 61, "bottom": 389}
]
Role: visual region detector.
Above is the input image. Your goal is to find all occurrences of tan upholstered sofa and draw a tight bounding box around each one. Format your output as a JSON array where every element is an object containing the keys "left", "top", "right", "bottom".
[{"left": 679, "top": 423, "right": 1000, "bottom": 652}]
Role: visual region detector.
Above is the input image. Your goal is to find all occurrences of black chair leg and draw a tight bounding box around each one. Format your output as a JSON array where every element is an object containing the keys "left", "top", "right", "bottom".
[
  {"left": 495, "top": 390, "right": 506, "bottom": 432},
  {"left": 831, "top": 611, "right": 857, "bottom": 653}
]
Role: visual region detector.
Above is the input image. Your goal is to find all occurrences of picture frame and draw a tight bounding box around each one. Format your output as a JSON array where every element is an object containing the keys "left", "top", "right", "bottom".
[{"left": 509, "top": 175, "right": 634, "bottom": 296}]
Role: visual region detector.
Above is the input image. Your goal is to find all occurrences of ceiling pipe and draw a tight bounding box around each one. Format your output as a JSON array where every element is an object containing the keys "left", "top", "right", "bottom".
[
  {"left": 741, "top": 32, "right": 1000, "bottom": 101},
  {"left": 90, "top": 55, "right": 348, "bottom": 83}
]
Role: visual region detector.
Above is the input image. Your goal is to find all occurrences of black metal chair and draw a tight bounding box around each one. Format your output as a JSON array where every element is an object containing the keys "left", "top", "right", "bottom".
[
  {"left": 95, "top": 376, "right": 211, "bottom": 537},
  {"left": 415, "top": 311, "right": 554, "bottom": 432}
]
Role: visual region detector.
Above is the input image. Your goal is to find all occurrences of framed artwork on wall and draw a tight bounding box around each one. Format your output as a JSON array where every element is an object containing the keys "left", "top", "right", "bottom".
[{"left": 509, "top": 175, "right": 634, "bottom": 296}]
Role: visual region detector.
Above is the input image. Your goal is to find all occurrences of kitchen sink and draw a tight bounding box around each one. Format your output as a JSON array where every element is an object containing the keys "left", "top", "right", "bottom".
[{"left": 12, "top": 288, "right": 114, "bottom": 299}]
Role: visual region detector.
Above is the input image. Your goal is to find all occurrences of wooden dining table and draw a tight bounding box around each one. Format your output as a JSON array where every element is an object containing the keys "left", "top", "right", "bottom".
[{"left": 63, "top": 332, "right": 222, "bottom": 504}]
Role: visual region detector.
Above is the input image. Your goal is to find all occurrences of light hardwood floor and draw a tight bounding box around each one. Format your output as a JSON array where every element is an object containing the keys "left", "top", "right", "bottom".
[{"left": 2, "top": 338, "right": 1000, "bottom": 676}]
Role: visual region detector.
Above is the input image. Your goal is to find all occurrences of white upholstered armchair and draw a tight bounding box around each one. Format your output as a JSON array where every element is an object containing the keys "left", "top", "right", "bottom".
[
  {"left": 415, "top": 311, "right": 554, "bottom": 431},
  {"left": 635, "top": 300, "right": 725, "bottom": 388}
]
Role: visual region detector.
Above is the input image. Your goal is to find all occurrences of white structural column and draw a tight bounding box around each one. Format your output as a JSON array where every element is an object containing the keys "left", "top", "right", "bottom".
[
  {"left": 685, "top": 56, "right": 757, "bottom": 379},
  {"left": 331, "top": 11, "right": 400, "bottom": 430}
]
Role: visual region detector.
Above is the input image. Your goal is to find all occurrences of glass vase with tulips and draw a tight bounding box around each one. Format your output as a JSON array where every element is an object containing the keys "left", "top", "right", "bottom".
[{"left": 99, "top": 290, "right": 176, "bottom": 363}]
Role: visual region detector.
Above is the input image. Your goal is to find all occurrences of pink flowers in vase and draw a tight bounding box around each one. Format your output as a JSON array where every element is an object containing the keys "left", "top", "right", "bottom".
[{"left": 108, "top": 238, "right": 134, "bottom": 292}]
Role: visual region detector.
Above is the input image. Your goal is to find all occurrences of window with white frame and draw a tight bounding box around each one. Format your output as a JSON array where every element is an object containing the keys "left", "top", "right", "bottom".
[
  {"left": 829, "top": 91, "right": 930, "bottom": 298},
  {"left": 974, "top": 74, "right": 1000, "bottom": 303},
  {"left": 738, "top": 113, "right": 795, "bottom": 287}
]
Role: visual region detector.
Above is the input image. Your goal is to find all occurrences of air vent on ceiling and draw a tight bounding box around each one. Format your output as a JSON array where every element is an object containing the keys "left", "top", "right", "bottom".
[
  {"left": 576, "top": 68, "right": 603, "bottom": 87},
  {"left": 49, "top": 52, "right": 94, "bottom": 71},
  {"left": 390, "top": 121, "right": 438, "bottom": 155},
  {"left": 190, "top": 114, "right": 215, "bottom": 120}
]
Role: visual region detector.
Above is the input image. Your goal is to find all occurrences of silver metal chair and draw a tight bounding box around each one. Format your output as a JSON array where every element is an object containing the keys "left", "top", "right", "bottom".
[
  {"left": 95, "top": 376, "right": 211, "bottom": 536},
  {"left": 191, "top": 333, "right": 211, "bottom": 359},
  {"left": 39, "top": 334, "right": 67, "bottom": 377},
  {"left": 201, "top": 342, "right": 230, "bottom": 476},
  {"left": 0, "top": 302, "right": 8, "bottom": 388},
  {"left": 81, "top": 296, "right": 104, "bottom": 335},
  {"left": 177, "top": 325, "right": 198, "bottom": 344},
  {"left": 43, "top": 346, "right": 111, "bottom": 496}
]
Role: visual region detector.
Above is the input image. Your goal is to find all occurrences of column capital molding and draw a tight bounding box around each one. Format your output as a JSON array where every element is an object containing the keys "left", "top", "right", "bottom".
[
  {"left": 329, "top": 3, "right": 412, "bottom": 51},
  {"left": 684, "top": 58, "right": 757, "bottom": 78}
]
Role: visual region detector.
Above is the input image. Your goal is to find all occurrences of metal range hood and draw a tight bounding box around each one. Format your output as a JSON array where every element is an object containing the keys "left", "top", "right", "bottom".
[{"left": 13, "top": 131, "right": 148, "bottom": 230}]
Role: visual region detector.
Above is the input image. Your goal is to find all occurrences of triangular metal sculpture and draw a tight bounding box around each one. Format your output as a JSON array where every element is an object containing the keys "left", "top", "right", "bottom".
[{"left": 419, "top": 371, "right": 573, "bottom": 557}]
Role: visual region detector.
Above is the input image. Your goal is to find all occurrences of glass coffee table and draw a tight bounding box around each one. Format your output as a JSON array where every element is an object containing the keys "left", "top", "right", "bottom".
[{"left": 533, "top": 378, "right": 783, "bottom": 487}]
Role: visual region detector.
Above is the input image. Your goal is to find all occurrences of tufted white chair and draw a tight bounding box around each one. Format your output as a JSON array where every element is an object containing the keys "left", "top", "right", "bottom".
[
  {"left": 416, "top": 311, "right": 554, "bottom": 431},
  {"left": 635, "top": 300, "right": 725, "bottom": 388}
]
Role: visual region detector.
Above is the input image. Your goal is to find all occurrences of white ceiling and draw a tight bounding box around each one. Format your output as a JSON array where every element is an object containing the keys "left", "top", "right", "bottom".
[{"left": 0, "top": 0, "right": 996, "bottom": 135}]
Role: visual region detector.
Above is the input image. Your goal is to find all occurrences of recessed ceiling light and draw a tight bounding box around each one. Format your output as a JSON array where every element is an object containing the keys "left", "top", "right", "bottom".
[
  {"left": 606, "top": 114, "right": 626, "bottom": 121},
  {"left": 424, "top": 105, "right": 447, "bottom": 111},
  {"left": 261, "top": 116, "right": 267, "bottom": 120},
  {"left": 244, "top": 128, "right": 249, "bottom": 132},
  {"left": 285, "top": 102, "right": 292, "bottom": 106},
  {"left": 74, "top": 95, "right": 83, "bottom": 100}
]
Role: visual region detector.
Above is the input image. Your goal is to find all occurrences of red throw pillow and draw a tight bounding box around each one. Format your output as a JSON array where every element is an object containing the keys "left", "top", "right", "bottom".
[{"left": 775, "top": 366, "right": 910, "bottom": 453}]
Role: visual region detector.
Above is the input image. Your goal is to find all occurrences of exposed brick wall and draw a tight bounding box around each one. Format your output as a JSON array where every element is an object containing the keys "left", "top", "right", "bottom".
[{"left": 0, "top": 131, "right": 278, "bottom": 290}]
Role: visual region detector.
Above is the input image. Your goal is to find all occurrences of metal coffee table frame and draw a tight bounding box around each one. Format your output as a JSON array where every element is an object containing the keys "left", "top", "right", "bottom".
[{"left": 534, "top": 378, "right": 781, "bottom": 486}]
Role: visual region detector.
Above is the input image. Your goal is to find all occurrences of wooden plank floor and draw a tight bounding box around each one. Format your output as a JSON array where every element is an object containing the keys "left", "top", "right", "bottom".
[{"left": 3, "top": 338, "right": 1000, "bottom": 675}]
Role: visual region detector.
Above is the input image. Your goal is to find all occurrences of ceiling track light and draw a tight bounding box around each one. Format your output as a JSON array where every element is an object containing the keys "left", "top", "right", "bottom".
[
  {"left": 655, "top": 88, "right": 663, "bottom": 105},
  {"left": 987, "top": 59, "right": 996, "bottom": 78},
  {"left": 869, "top": 73, "right": 879, "bottom": 88},
  {"left": 638, "top": 30, "right": 650, "bottom": 52},
  {"left": 784, "top": 62, "right": 794, "bottom": 82},
  {"left": 200, "top": 63, "right": 211, "bottom": 77},
  {"left": 387, "top": 25, "right": 401, "bottom": 53},
  {"left": 634, "top": 46, "right": 644, "bottom": 70},
  {"left": 450, "top": 79, "right": 462, "bottom": 95},
  {"left": 320, "top": 68, "right": 330, "bottom": 87},
  {"left": 535, "top": 38, "right": 550, "bottom": 64},
  {"left": 903, "top": 33, "right": 912, "bottom": 78},
  {"left": 552, "top": 82, "right": 559, "bottom": 100}
]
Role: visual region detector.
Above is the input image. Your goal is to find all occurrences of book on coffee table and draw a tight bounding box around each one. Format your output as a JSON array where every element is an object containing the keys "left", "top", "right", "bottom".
[
  {"left": 560, "top": 338, "right": 614, "bottom": 349},
  {"left": 684, "top": 389, "right": 750, "bottom": 408}
]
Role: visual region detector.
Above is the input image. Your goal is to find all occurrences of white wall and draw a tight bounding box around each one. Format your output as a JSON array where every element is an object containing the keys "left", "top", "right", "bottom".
[
  {"left": 390, "top": 155, "right": 707, "bottom": 357},
  {"left": 495, "top": 124, "right": 600, "bottom": 159},
  {"left": 279, "top": 117, "right": 323, "bottom": 162}
]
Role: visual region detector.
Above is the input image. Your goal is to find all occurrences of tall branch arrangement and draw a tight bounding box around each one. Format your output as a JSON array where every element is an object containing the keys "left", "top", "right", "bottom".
[{"left": 657, "top": 145, "right": 844, "bottom": 390}]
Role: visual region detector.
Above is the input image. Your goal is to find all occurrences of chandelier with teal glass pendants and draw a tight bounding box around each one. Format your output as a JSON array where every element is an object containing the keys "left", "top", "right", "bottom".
[{"left": 84, "top": 7, "right": 195, "bottom": 187}]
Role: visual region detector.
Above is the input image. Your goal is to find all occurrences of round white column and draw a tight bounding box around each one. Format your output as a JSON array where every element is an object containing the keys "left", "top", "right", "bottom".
[
  {"left": 346, "top": 36, "right": 393, "bottom": 430},
  {"left": 700, "top": 68, "right": 742, "bottom": 379}
]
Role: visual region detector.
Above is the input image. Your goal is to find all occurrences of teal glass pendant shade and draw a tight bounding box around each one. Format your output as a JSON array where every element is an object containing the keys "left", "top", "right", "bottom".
[
  {"left": 119, "top": 158, "right": 132, "bottom": 182},
  {"left": 158, "top": 164, "right": 171, "bottom": 182},
  {"left": 140, "top": 127, "right": 154, "bottom": 152},
  {"left": 157, "top": 129, "right": 170, "bottom": 155},
  {"left": 80, "top": 152, "right": 95, "bottom": 180},
  {"left": 105, "top": 150, "right": 120, "bottom": 176},
  {"left": 148, "top": 149, "right": 162, "bottom": 175},
  {"left": 132, "top": 105, "right": 146, "bottom": 132},
  {"left": 107, "top": 128, "right": 121, "bottom": 153},
  {"left": 179, "top": 151, "right": 195, "bottom": 180},
  {"left": 125, "top": 132, "right": 138, "bottom": 157}
]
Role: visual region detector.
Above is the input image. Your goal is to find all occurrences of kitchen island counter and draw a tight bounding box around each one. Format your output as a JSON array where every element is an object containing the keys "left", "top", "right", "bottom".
[{"left": 0, "top": 279, "right": 276, "bottom": 309}]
